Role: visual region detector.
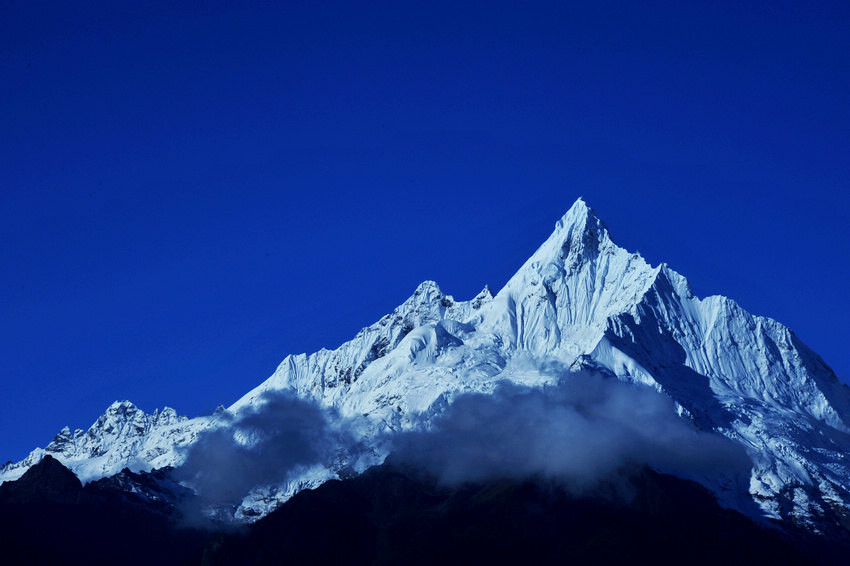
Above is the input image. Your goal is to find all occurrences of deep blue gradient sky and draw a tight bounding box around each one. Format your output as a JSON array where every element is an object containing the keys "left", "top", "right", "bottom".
[{"left": 2, "top": 2, "right": 848, "bottom": 462}]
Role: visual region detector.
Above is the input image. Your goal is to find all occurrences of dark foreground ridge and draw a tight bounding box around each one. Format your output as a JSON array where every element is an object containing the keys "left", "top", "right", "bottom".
[
  {"left": 2, "top": 454, "right": 846, "bottom": 565},
  {"left": 0, "top": 456, "right": 209, "bottom": 565},
  {"left": 203, "top": 461, "right": 830, "bottom": 566}
]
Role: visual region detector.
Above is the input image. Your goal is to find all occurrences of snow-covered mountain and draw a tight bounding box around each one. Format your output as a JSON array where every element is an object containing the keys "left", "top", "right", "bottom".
[
  {"left": 0, "top": 401, "right": 216, "bottom": 484},
  {"left": 3, "top": 198, "right": 849, "bottom": 534}
]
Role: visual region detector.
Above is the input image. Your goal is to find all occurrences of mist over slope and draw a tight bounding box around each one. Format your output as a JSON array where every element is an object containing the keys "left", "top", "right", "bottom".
[
  {"left": 173, "top": 366, "right": 751, "bottom": 523},
  {"left": 392, "top": 369, "right": 751, "bottom": 489}
]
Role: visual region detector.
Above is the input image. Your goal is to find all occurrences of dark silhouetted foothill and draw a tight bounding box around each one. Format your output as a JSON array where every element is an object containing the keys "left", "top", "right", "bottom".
[
  {"left": 0, "top": 457, "right": 209, "bottom": 566},
  {"left": 203, "top": 462, "right": 825, "bottom": 566},
  {"left": 0, "top": 454, "right": 83, "bottom": 504}
]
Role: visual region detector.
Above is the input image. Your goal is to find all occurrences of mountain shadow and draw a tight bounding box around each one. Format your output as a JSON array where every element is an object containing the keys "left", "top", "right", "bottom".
[
  {"left": 0, "top": 456, "right": 209, "bottom": 566},
  {"left": 203, "top": 460, "right": 832, "bottom": 566},
  {"left": 3, "top": 455, "right": 847, "bottom": 565}
]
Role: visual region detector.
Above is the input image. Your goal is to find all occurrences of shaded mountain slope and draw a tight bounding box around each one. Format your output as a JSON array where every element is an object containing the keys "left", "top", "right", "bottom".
[
  {"left": 204, "top": 461, "right": 821, "bottom": 566},
  {"left": 0, "top": 456, "right": 209, "bottom": 566}
]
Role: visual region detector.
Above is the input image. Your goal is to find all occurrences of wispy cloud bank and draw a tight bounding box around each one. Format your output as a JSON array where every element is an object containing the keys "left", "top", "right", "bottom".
[
  {"left": 391, "top": 367, "right": 751, "bottom": 490},
  {"left": 174, "top": 364, "right": 752, "bottom": 522},
  {"left": 173, "top": 391, "right": 361, "bottom": 518}
]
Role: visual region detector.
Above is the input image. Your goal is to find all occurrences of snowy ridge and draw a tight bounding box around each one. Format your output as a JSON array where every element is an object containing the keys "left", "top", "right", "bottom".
[
  {"left": 230, "top": 280, "right": 492, "bottom": 412},
  {"left": 3, "top": 198, "right": 849, "bottom": 532},
  {"left": 593, "top": 264, "right": 850, "bottom": 529},
  {"left": 0, "top": 401, "right": 215, "bottom": 483}
]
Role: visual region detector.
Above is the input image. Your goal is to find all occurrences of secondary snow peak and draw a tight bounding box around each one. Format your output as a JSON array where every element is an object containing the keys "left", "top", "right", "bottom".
[{"left": 407, "top": 280, "right": 444, "bottom": 307}]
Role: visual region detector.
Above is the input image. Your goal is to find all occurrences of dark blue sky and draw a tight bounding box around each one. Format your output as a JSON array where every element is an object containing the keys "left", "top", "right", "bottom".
[{"left": 2, "top": 1, "right": 848, "bottom": 462}]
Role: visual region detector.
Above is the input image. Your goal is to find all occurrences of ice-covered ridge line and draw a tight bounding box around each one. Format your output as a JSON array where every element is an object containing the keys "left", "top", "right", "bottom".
[
  {"left": 0, "top": 401, "right": 215, "bottom": 484},
  {"left": 229, "top": 280, "right": 494, "bottom": 414},
  {"left": 589, "top": 255, "right": 850, "bottom": 526},
  {"left": 596, "top": 261, "right": 849, "bottom": 431}
]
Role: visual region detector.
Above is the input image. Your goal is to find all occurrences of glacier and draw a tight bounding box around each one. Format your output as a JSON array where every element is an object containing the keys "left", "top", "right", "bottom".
[{"left": 3, "top": 198, "right": 849, "bottom": 533}]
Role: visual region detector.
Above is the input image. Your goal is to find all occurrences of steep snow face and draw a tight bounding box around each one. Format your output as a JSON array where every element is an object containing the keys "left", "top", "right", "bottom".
[
  {"left": 0, "top": 401, "right": 215, "bottom": 483},
  {"left": 482, "top": 199, "right": 660, "bottom": 359},
  {"left": 593, "top": 265, "right": 850, "bottom": 530},
  {"left": 3, "top": 198, "right": 849, "bottom": 532}
]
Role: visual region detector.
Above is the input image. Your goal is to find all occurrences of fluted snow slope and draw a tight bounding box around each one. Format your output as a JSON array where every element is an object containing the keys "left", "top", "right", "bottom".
[{"left": 3, "top": 198, "right": 848, "bottom": 532}]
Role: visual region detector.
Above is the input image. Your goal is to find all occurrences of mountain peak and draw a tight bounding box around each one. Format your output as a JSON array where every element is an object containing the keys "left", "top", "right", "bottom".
[
  {"left": 412, "top": 280, "right": 442, "bottom": 297},
  {"left": 500, "top": 199, "right": 620, "bottom": 295},
  {"left": 401, "top": 280, "right": 446, "bottom": 313},
  {"left": 552, "top": 198, "right": 611, "bottom": 252},
  {"left": 107, "top": 400, "right": 139, "bottom": 413},
  {"left": 554, "top": 197, "right": 594, "bottom": 230}
]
